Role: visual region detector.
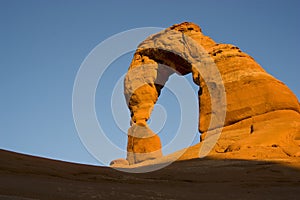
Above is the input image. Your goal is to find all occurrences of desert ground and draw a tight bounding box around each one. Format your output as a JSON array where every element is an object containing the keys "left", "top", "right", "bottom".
[{"left": 1, "top": 149, "right": 299, "bottom": 200}]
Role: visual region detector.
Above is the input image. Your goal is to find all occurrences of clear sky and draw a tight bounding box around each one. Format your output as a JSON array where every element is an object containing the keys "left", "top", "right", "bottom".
[{"left": 1, "top": 0, "right": 299, "bottom": 166}]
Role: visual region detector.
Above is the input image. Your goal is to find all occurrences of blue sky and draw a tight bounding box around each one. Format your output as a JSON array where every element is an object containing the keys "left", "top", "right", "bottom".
[{"left": 1, "top": 0, "right": 299, "bottom": 166}]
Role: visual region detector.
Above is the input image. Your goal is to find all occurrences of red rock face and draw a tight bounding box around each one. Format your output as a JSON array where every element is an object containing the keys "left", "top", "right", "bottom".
[{"left": 123, "top": 22, "right": 300, "bottom": 164}]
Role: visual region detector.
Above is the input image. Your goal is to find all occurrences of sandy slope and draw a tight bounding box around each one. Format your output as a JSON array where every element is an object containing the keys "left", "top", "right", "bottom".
[{"left": 0, "top": 149, "right": 300, "bottom": 200}]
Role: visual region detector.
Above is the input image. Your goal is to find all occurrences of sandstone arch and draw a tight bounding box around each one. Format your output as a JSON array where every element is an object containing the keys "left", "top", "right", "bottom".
[{"left": 122, "top": 22, "right": 300, "bottom": 165}]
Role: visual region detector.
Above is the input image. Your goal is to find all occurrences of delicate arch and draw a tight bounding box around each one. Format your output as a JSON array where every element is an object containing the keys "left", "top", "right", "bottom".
[
  {"left": 122, "top": 22, "right": 300, "bottom": 165},
  {"left": 124, "top": 22, "right": 226, "bottom": 164}
]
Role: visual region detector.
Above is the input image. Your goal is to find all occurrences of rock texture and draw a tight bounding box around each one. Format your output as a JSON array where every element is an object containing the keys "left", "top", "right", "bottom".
[
  {"left": 121, "top": 22, "right": 300, "bottom": 165},
  {"left": 2, "top": 149, "right": 300, "bottom": 200},
  {"left": 126, "top": 124, "right": 162, "bottom": 164}
]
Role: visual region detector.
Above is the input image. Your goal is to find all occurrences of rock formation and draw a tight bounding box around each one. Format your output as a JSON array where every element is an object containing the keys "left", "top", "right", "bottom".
[{"left": 120, "top": 22, "right": 300, "bottom": 165}]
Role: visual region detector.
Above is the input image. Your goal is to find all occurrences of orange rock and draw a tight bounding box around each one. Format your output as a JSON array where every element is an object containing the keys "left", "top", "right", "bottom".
[
  {"left": 126, "top": 124, "right": 162, "bottom": 164},
  {"left": 122, "top": 22, "right": 300, "bottom": 164}
]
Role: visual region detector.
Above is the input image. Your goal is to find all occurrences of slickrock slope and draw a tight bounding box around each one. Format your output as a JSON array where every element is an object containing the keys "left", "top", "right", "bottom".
[
  {"left": 122, "top": 22, "right": 300, "bottom": 164},
  {"left": 1, "top": 149, "right": 300, "bottom": 200}
]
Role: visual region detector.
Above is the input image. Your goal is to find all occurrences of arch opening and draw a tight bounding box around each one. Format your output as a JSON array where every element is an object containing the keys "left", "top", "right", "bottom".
[{"left": 124, "top": 49, "right": 204, "bottom": 164}]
